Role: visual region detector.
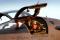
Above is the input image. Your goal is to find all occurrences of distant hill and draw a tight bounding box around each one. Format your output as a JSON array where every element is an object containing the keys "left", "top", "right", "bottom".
[{"left": 43, "top": 17, "right": 60, "bottom": 26}]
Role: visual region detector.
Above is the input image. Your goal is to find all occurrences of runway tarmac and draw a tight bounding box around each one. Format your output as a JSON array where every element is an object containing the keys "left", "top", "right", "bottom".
[{"left": 0, "top": 24, "right": 60, "bottom": 40}]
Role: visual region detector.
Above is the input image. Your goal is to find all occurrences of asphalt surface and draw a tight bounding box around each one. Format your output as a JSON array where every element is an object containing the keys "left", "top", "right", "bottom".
[
  {"left": 49, "top": 24, "right": 60, "bottom": 40},
  {"left": 0, "top": 24, "right": 60, "bottom": 40}
]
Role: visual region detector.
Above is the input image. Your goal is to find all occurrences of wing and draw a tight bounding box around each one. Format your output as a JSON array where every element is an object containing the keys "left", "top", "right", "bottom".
[
  {"left": 0, "top": 10, "right": 18, "bottom": 19},
  {"left": 26, "top": 3, "right": 47, "bottom": 9},
  {"left": 1, "top": 10, "right": 18, "bottom": 14},
  {"left": 15, "top": 3, "right": 47, "bottom": 18}
]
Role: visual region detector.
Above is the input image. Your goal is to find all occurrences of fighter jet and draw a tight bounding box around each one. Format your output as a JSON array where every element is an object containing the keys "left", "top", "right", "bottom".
[{"left": 0, "top": 3, "right": 48, "bottom": 35}]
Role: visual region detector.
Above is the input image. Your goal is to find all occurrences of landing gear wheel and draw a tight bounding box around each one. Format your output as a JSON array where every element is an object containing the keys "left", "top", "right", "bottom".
[{"left": 28, "top": 17, "right": 48, "bottom": 34}]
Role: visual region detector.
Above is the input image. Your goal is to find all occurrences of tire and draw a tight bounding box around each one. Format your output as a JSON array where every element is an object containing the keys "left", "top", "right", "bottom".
[
  {"left": 35, "top": 17, "right": 48, "bottom": 34},
  {"left": 30, "top": 17, "right": 48, "bottom": 34},
  {"left": 36, "top": 17, "right": 48, "bottom": 34}
]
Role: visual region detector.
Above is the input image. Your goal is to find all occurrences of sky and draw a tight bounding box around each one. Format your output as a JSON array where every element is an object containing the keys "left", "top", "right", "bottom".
[{"left": 0, "top": 0, "right": 60, "bottom": 23}]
